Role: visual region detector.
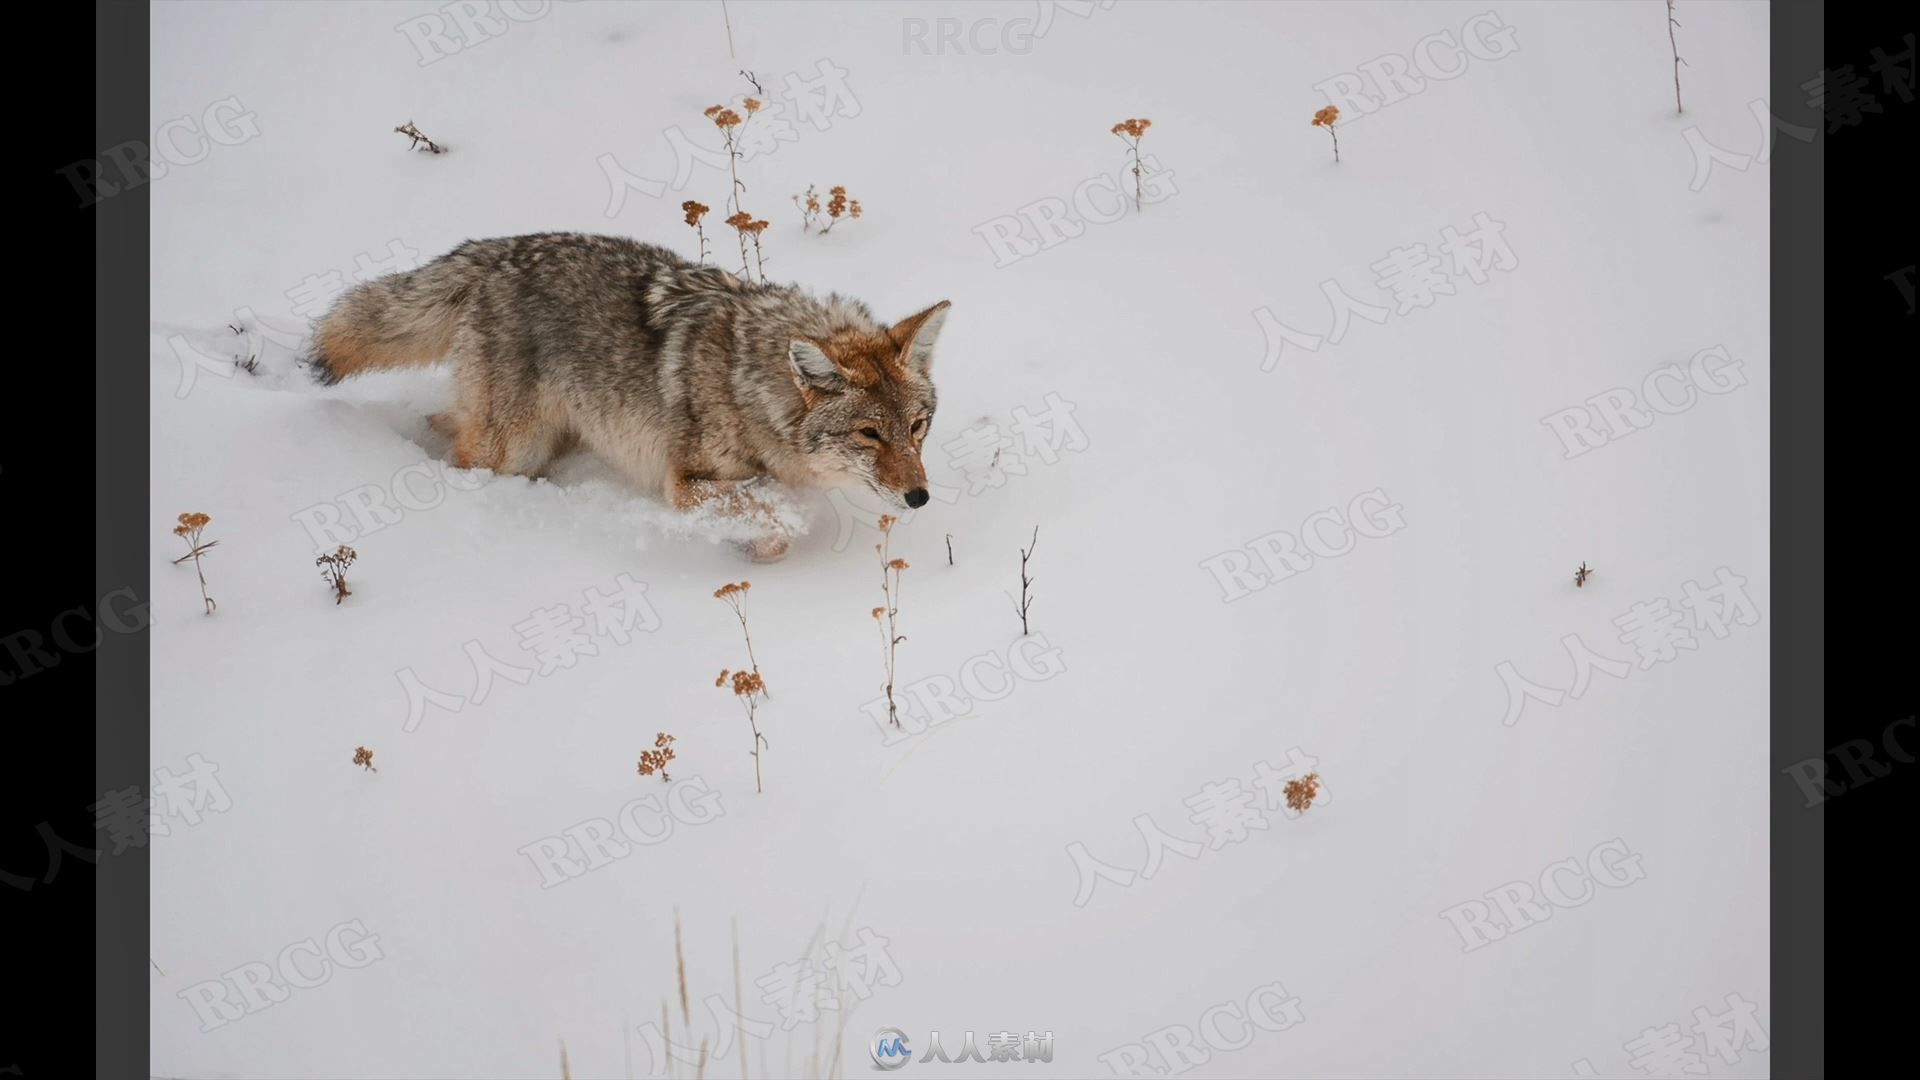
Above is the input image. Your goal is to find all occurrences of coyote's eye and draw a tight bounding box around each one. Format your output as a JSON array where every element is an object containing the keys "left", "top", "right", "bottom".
[{"left": 858, "top": 427, "right": 883, "bottom": 441}]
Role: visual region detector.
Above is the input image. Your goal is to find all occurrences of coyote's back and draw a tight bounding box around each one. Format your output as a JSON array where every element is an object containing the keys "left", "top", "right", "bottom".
[
  {"left": 308, "top": 232, "right": 709, "bottom": 386},
  {"left": 305, "top": 232, "right": 953, "bottom": 563}
]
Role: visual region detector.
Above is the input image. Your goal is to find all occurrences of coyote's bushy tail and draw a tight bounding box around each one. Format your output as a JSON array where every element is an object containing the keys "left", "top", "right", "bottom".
[{"left": 308, "top": 254, "right": 472, "bottom": 385}]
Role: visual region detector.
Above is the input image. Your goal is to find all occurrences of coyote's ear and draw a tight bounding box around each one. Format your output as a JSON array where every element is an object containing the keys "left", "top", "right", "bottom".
[
  {"left": 788, "top": 339, "right": 847, "bottom": 396},
  {"left": 889, "top": 300, "right": 951, "bottom": 377}
]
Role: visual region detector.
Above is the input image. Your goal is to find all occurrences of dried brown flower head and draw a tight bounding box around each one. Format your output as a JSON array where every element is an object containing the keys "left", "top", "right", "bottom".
[
  {"left": 714, "top": 581, "right": 751, "bottom": 600},
  {"left": 710, "top": 108, "right": 743, "bottom": 129},
  {"left": 728, "top": 669, "right": 766, "bottom": 698},
  {"left": 871, "top": 606, "right": 885, "bottom": 620},
  {"left": 172, "top": 511, "right": 212, "bottom": 537},
  {"left": 638, "top": 732, "right": 677, "bottom": 780},
  {"left": 716, "top": 668, "right": 730, "bottom": 687},
  {"left": 317, "top": 545, "right": 357, "bottom": 604},
  {"left": 849, "top": 200, "right": 863, "bottom": 218},
  {"left": 887, "top": 557, "right": 910, "bottom": 572},
  {"left": 316, "top": 545, "right": 357, "bottom": 568},
  {"left": 1283, "top": 772, "right": 1321, "bottom": 813},
  {"left": 1312, "top": 106, "right": 1340, "bottom": 128},
  {"left": 682, "top": 200, "right": 710, "bottom": 226},
  {"left": 703, "top": 104, "right": 724, "bottom": 118},
  {"left": 352, "top": 746, "right": 376, "bottom": 772},
  {"left": 743, "top": 97, "right": 763, "bottom": 114},
  {"left": 877, "top": 514, "right": 897, "bottom": 533},
  {"left": 1111, "top": 118, "right": 1152, "bottom": 138}
]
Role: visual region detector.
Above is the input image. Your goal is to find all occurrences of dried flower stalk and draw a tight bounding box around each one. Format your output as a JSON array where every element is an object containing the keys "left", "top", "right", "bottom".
[
  {"left": 871, "top": 515, "right": 909, "bottom": 727},
  {"left": 714, "top": 582, "right": 770, "bottom": 792},
  {"left": 1110, "top": 118, "right": 1153, "bottom": 208},
  {"left": 170, "top": 512, "right": 218, "bottom": 614},
  {"left": 1311, "top": 106, "right": 1340, "bottom": 163}
]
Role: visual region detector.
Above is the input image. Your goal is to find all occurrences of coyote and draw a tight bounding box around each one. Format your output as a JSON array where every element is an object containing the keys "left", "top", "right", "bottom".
[{"left": 308, "top": 233, "right": 950, "bottom": 561}]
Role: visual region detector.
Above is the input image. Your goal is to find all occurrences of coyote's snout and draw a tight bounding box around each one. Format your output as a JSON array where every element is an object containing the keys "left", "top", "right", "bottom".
[{"left": 308, "top": 233, "right": 950, "bottom": 560}]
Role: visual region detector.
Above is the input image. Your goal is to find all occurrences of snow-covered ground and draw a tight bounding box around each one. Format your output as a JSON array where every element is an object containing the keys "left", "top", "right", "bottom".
[{"left": 149, "top": 2, "right": 1770, "bottom": 1077}]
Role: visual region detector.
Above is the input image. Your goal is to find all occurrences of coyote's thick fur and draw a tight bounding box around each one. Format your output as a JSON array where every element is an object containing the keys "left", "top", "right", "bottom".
[{"left": 309, "top": 232, "right": 950, "bottom": 560}]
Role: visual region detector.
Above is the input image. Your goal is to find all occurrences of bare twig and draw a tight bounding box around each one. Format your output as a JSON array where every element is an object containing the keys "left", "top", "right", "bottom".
[
  {"left": 721, "top": 2, "right": 736, "bottom": 61},
  {"left": 1667, "top": 0, "right": 1686, "bottom": 115},
  {"left": 1575, "top": 562, "right": 1594, "bottom": 588},
  {"left": 393, "top": 120, "right": 446, "bottom": 154},
  {"left": 946, "top": 533, "right": 954, "bottom": 566},
  {"left": 1012, "top": 526, "right": 1038, "bottom": 634}
]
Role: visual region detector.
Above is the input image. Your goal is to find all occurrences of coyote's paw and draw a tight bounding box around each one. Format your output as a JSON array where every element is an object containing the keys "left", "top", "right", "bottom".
[{"left": 740, "top": 533, "right": 791, "bottom": 563}]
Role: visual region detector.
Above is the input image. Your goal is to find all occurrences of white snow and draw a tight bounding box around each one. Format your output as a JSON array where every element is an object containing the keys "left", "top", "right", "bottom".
[{"left": 149, "top": 2, "right": 1770, "bottom": 1077}]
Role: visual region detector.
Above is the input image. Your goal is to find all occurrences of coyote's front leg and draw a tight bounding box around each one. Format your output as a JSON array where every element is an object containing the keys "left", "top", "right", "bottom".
[{"left": 669, "top": 475, "right": 793, "bottom": 562}]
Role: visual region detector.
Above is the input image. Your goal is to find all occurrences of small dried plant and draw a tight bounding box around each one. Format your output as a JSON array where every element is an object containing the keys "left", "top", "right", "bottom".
[
  {"left": 724, "top": 210, "right": 770, "bottom": 282},
  {"left": 170, "top": 512, "right": 218, "bottom": 614},
  {"left": 1311, "top": 106, "right": 1340, "bottom": 163},
  {"left": 1109, "top": 118, "right": 1153, "bottom": 209},
  {"left": 352, "top": 746, "right": 377, "bottom": 772},
  {"left": 394, "top": 120, "right": 446, "bottom": 154},
  {"left": 1284, "top": 772, "right": 1321, "bottom": 813},
  {"left": 316, "top": 545, "right": 357, "bottom": 605},
  {"left": 1665, "top": 0, "right": 1687, "bottom": 115},
  {"left": 638, "top": 732, "right": 677, "bottom": 782},
  {"left": 683, "top": 200, "right": 711, "bottom": 264},
  {"left": 714, "top": 582, "right": 770, "bottom": 792},
  {"left": 1575, "top": 562, "right": 1594, "bottom": 588},
  {"left": 871, "top": 515, "right": 909, "bottom": 727},
  {"left": 794, "top": 184, "right": 863, "bottom": 234},
  {"left": 1011, "top": 526, "right": 1038, "bottom": 635},
  {"left": 702, "top": 94, "right": 772, "bottom": 282}
]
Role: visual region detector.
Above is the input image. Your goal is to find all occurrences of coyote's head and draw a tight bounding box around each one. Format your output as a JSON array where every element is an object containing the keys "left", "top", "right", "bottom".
[{"left": 787, "top": 300, "right": 950, "bottom": 510}]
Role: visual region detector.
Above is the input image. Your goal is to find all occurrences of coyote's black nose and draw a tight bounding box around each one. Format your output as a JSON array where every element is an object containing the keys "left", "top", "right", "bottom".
[{"left": 904, "top": 488, "right": 930, "bottom": 508}]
